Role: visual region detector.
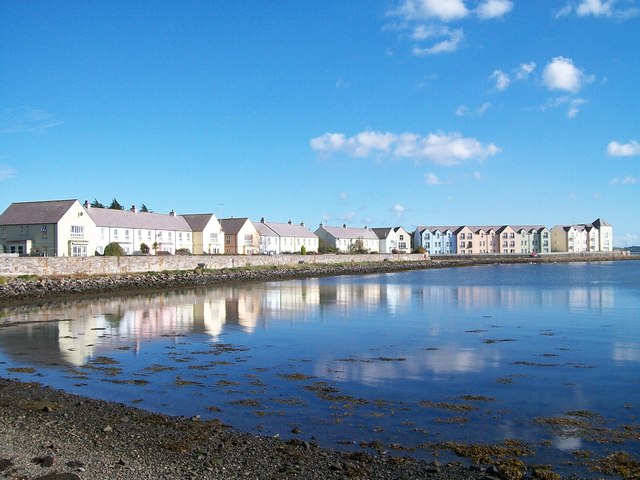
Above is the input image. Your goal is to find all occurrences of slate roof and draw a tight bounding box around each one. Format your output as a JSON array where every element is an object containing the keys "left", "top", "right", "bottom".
[
  {"left": 372, "top": 228, "right": 393, "bottom": 240},
  {"left": 219, "top": 218, "right": 252, "bottom": 235},
  {"left": 264, "top": 221, "right": 317, "bottom": 238},
  {"left": 182, "top": 214, "right": 217, "bottom": 231},
  {"left": 0, "top": 200, "right": 78, "bottom": 225},
  {"left": 85, "top": 207, "right": 191, "bottom": 231},
  {"left": 254, "top": 221, "right": 277, "bottom": 237},
  {"left": 319, "top": 225, "right": 379, "bottom": 240}
]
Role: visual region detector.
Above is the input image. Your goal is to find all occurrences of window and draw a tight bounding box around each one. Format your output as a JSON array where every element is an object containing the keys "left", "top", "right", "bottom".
[
  {"left": 210, "top": 233, "right": 218, "bottom": 242},
  {"left": 399, "top": 234, "right": 404, "bottom": 241},
  {"left": 1, "top": 226, "right": 5, "bottom": 238},
  {"left": 137, "top": 230, "right": 142, "bottom": 240},
  {"left": 244, "top": 234, "right": 253, "bottom": 245},
  {"left": 168, "top": 232, "right": 172, "bottom": 239},
  {"left": 71, "top": 244, "right": 87, "bottom": 257},
  {"left": 113, "top": 229, "right": 118, "bottom": 239},
  {"left": 157, "top": 232, "right": 163, "bottom": 239},
  {"left": 70, "top": 225, "right": 84, "bottom": 237},
  {"left": 179, "top": 232, "right": 183, "bottom": 240},
  {"left": 147, "top": 231, "right": 152, "bottom": 240},
  {"left": 125, "top": 229, "right": 130, "bottom": 240}
]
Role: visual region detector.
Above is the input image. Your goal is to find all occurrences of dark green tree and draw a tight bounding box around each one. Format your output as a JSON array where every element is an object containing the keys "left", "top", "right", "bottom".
[
  {"left": 139, "top": 204, "right": 150, "bottom": 213},
  {"left": 109, "top": 198, "right": 124, "bottom": 210},
  {"left": 91, "top": 198, "right": 105, "bottom": 208},
  {"left": 139, "top": 243, "right": 150, "bottom": 255},
  {"left": 103, "top": 242, "right": 125, "bottom": 256}
]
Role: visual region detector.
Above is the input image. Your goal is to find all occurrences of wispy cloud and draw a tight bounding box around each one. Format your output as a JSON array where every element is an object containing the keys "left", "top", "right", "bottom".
[
  {"left": 0, "top": 164, "right": 17, "bottom": 181},
  {"left": 455, "top": 102, "right": 491, "bottom": 116},
  {"left": 607, "top": 140, "right": 640, "bottom": 156},
  {"left": 0, "top": 107, "right": 63, "bottom": 134},
  {"left": 489, "top": 69, "right": 511, "bottom": 91},
  {"left": 388, "top": 0, "right": 512, "bottom": 56},
  {"left": 540, "top": 96, "right": 588, "bottom": 118},
  {"left": 391, "top": 204, "right": 406, "bottom": 217},
  {"left": 311, "top": 130, "right": 500, "bottom": 166},
  {"left": 610, "top": 175, "right": 638, "bottom": 185},
  {"left": 556, "top": 0, "right": 639, "bottom": 20}
]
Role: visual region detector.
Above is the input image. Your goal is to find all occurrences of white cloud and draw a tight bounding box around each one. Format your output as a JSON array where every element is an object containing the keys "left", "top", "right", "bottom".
[
  {"left": 489, "top": 69, "right": 511, "bottom": 91},
  {"left": 515, "top": 62, "right": 536, "bottom": 80},
  {"left": 391, "top": 204, "right": 406, "bottom": 217},
  {"left": 556, "top": 0, "right": 639, "bottom": 19},
  {"left": 412, "top": 27, "right": 464, "bottom": 55},
  {"left": 311, "top": 130, "right": 500, "bottom": 166},
  {"left": 607, "top": 140, "right": 640, "bottom": 156},
  {"left": 0, "top": 107, "right": 62, "bottom": 134},
  {"left": 610, "top": 175, "right": 638, "bottom": 185},
  {"left": 567, "top": 98, "right": 587, "bottom": 118},
  {"left": 396, "top": 0, "right": 469, "bottom": 21},
  {"left": 542, "top": 57, "right": 589, "bottom": 93},
  {"left": 476, "top": 0, "right": 513, "bottom": 19},
  {"left": 0, "top": 164, "right": 16, "bottom": 181},
  {"left": 541, "top": 96, "right": 587, "bottom": 118},
  {"left": 455, "top": 102, "right": 491, "bottom": 116},
  {"left": 425, "top": 172, "right": 444, "bottom": 185}
]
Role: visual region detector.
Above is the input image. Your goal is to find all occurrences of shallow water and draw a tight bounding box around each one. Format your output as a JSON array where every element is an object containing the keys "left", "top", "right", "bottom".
[{"left": 1, "top": 261, "right": 639, "bottom": 477}]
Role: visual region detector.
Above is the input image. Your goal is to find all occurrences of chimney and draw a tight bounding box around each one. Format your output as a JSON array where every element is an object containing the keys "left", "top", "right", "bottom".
[
  {"left": 288, "top": 220, "right": 292, "bottom": 225},
  {"left": 343, "top": 223, "right": 347, "bottom": 228},
  {"left": 300, "top": 221, "right": 305, "bottom": 227},
  {"left": 131, "top": 205, "right": 137, "bottom": 213},
  {"left": 84, "top": 200, "right": 90, "bottom": 209},
  {"left": 169, "top": 209, "right": 175, "bottom": 217},
  {"left": 260, "top": 217, "right": 265, "bottom": 223},
  {"left": 319, "top": 222, "right": 323, "bottom": 228}
]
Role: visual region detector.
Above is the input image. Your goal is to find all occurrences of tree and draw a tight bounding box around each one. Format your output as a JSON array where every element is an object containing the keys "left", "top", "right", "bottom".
[
  {"left": 139, "top": 243, "right": 150, "bottom": 255},
  {"left": 348, "top": 237, "right": 369, "bottom": 254},
  {"left": 139, "top": 204, "right": 150, "bottom": 213},
  {"left": 91, "top": 198, "right": 105, "bottom": 208},
  {"left": 103, "top": 242, "right": 125, "bottom": 257},
  {"left": 300, "top": 245, "right": 307, "bottom": 256},
  {"left": 109, "top": 198, "right": 124, "bottom": 210}
]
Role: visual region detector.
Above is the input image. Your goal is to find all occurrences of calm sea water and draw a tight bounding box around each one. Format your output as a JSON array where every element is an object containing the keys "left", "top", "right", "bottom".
[{"left": 1, "top": 261, "right": 639, "bottom": 476}]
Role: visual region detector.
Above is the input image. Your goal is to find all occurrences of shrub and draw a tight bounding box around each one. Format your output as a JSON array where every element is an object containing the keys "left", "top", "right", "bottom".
[
  {"left": 103, "top": 242, "right": 125, "bottom": 257},
  {"left": 300, "top": 245, "right": 307, "bottom": 255},
  {"left": 414, "top": 246, "right": 426, "bottom": 254},
  {"left": 139, "top": 243, "right": 150, "bottom": 255}
]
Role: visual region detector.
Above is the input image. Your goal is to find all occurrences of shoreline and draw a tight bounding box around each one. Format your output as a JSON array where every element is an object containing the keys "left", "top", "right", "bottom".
[{"left": 1, "top": 253, "right": 634, "bottom": 308}]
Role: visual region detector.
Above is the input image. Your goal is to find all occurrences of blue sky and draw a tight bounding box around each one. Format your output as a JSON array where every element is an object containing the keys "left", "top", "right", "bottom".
[{"left": 1, "top": 0, "right": 638, "bottom": 247}]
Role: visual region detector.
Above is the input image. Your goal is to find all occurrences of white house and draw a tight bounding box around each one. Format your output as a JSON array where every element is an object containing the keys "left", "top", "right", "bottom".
[
  {"left": 551, "top": 219, "right": 612, "bottom": 253},
  {"left": 315, "top": 224, "right": 380, "bottom": 253},
  {"left": 85, "top": 203, "right": 192, "bottom": 255},
  {"left": 0, "top": 199, "right": 96, "bottom": 257},
  {"left": 256, "top": 218, "right": 319, "bottom": 254},
  {"left": 372, "top": 227, "right": 411, "bottom": 254}
]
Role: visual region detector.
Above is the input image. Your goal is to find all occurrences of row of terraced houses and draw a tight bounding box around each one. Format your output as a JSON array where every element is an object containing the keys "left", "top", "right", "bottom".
[{"left": 0, "top": 199, "right": 613, "bottom": 257}]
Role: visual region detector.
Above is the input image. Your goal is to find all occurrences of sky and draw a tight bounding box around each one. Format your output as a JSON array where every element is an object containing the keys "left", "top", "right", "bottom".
[{"left": 1, "top": 0, "right": 639, "bottom": 247}]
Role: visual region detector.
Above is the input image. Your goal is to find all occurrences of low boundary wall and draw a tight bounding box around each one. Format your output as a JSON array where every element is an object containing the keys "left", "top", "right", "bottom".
[{"left": 0, "top": 251, "right": 627, "bottom": 277}]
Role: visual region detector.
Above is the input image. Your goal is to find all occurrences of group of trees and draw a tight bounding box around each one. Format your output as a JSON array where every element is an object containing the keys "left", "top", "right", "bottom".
[{"left": 90, "top": 198, "right": 151, "bottom": 213}]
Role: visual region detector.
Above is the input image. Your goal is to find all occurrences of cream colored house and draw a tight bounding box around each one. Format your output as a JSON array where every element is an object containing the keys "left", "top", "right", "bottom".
[
  {"left": 183, "top": 213, "right": 224, "bottom": 254},
  {"left": 0, "top": 199, "right": 96, "bottom": 256},
  {"left": 85, "top": 203, "right": 192, "bottom": 255},
  {"left": 220, "top": 218, "right": 259, "bottom": 255},
  {"left": 372, "top": 227, "right": 411, "bottom": 254},
  {"left": 550, "top": 219, "right": 612, "bottom": 253},
  {"left": 315, "top": 224, "right": 380, "bottom": 253}
]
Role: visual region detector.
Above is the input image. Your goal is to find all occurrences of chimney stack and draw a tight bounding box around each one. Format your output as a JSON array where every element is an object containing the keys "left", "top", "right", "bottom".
[
  {"left": 84, "top": 200, "right": 90, "bottom": 209},
  {"left": 131, "top": 205, "right": 137, "bottom": 213},
  {"left": 169, "top": 209, "right": 175, "bottom": 217}
]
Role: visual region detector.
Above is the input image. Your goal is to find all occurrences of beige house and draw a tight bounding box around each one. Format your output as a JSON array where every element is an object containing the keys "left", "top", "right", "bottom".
[
  {"left": 183, "top": 213, "right": 224, "bottom": 254},
  {"left": 220, "top": 218, "right": 259, "bottom": 255},
  {"left": 85, "top": 203, "right": 192, "bottom": 255},
  {"left": 315, "top": 224, "right": 380, "bottom": 253},
  {"left": 0, "top": 199, "right": 96, "bottom": 257}
]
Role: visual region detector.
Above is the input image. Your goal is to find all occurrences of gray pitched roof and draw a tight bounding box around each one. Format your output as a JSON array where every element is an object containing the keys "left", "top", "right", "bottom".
[
  {"left": 263, "top": 221, "right": 317, "bottom": 238},
  {"left": 372, "top": 228, "right": 393, "bottom": 240},
  {"left": 254, "top": 221, "right": 277, "bottom": 236},
  {"left": 182, "top": 214, "right": 217, "bottom": 231},
  {"left": 219, "top": 218, "right": 252, "bottom": 235},
  {"left": 0, "top": 199, "right": 78, "bottom": 225},
  {"left": 85, "top": 207, "right": 191, "bottom": 231},
  {"left": 318, "top": 225, "right": 379, "bottom": 240}
]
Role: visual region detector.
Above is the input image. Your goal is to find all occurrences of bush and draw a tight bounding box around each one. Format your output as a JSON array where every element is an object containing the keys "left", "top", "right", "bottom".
[
  {"left": 103, "top": 242, "right": 125, "bottom": 257},
  {"left": 414, "top": 246, "right": 426, "bottom": 254},
  {"left": 139, "top": 243, "right": 150, "bottom": 255},
  {"left": 300, "top": 245, "right": 307, "bottom": 255}
]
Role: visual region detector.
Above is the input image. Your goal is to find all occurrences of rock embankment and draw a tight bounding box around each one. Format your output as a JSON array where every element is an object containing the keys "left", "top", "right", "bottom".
[{"left": 0, "top": 261, "right": 432, "bottom": 306}]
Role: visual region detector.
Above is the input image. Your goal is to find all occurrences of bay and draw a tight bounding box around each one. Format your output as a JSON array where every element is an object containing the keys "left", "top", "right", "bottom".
[{"left": 1, "top": 260, "right": 639, "bottom": 477}]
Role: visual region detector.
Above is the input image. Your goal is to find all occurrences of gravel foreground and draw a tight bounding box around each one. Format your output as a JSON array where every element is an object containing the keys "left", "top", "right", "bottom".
[{"left": 0, "top": 378, "right": 525, "bottom": 480}]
